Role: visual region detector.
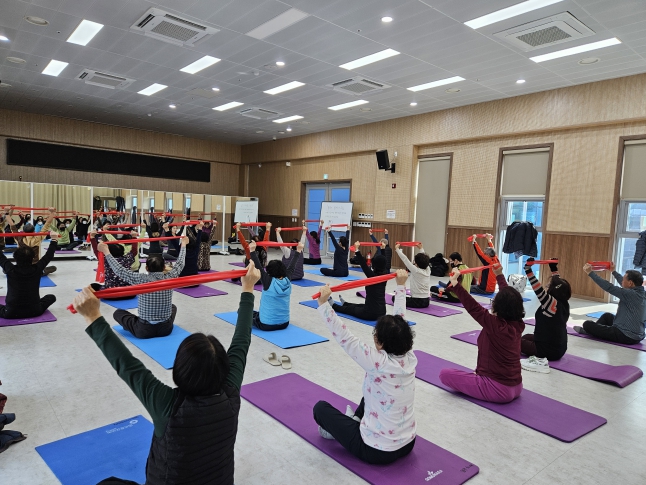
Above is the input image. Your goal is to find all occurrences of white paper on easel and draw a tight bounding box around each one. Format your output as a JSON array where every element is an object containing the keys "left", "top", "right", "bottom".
[
  {"left": 234, "top": 200, "right": 258, "bottom": 223},
  {"left": 321, "top": 201, "right": 353, "bottom": 227}
]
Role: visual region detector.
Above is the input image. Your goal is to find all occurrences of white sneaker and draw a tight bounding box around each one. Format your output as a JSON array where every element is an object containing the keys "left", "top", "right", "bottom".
[
  {"left": 520, "top": 356, "right": 550, "bottom": 374},
  {"left": 318, "top": 426, "right": 335, "bottom": 440},
  {"left": 345, "top": 405, "right": 361, "bottom": 422}
]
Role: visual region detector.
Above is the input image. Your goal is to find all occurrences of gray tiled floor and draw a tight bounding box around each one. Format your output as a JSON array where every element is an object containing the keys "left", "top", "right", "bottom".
[{"left": 1, "top": 250, "right": 645, "bottom": 484}]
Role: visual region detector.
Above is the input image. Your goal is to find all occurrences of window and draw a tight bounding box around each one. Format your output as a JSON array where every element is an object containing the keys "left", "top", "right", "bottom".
[
  {"left": 150, "top": 198, "right": 154, "bottom": 210},
  {"left": 185, "top": 197, "right": 191, "bottom": 210},
  {"left": 616, "top": 201, "right": 646, "bottom": 274},
  {"left": 132, "top": 196, "right": 138, "bottom": 208},
  {"left": 497, "top": 198, "right": 544, "bottom": 278},
  {"left": 168, "top": 198, "right": 173, "bottom": 212}
]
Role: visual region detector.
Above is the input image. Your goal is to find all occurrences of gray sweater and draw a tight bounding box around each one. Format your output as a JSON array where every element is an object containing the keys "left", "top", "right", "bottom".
[{"left": 589, "top": 271, "right": 646, "bottom": 341}]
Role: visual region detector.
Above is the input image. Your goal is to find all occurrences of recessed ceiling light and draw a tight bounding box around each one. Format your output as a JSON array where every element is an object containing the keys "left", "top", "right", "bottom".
[
  {"left": 169, "top": 104, "right": 176, "bottom": 109},
  {"left": 286, "top": 127, "right": 292, "bottom": 131},
  {"left": 408, "top": 76, "right": 464, "bottom": 92},
  {"left": 340, "top": 48, "right": 400, "bottom": 70},
  {"left": 465, "top": 0, "right": 564, "bottom": 29},
  {"left": 24, "top": 16, "right": 49, "bottom": 26},
  {"left": 328, "top": 100, "right": 369, "bottom": 111},
  {"left": 264, "top": 81, "right": 304, "bottom": 95},
  {"left": 360, "top": 107, "right": 372, "bottom": 112},
  {"left": 273, "top": 115, "right": 303, "bottom": 123},
  {"left": 180, "top": 55, "right": 221, "bottom": 74},
  {"left": 278, "top": 131, "right": 285, "bottom": 134},
  {"left": 7, "top": 57, "right": 26, "bottom": 64},
  {"left": 446, "top": 88, "right": 461, "bottom": 93},
  {"left": 410, "top": 102, "right": 417, "bottom": 106},
  {"left": 578, "top": 57, "right": 600, "bottom": 65},
  {"left": 516, "top": 79, "right": 526, "bottom": 84},
  {"left": 42, "top": 60, "right": 68, "bottom": 77},
  {"left": 381, "top": 17, "right": 393, "bottom": 23},
  {"left": 0, "top": 36, "right": 9, "bottom": 42},
  {"left": 138, "top": 83, "right": 167, "bottom": 96},
  {"left": 213, "top": 101, "right": 244, "bottom": 111},
  {"left": 246, "top": 8, "right": 309, "bottom": 40},
  {"left": 212, "top": 87, "right": 220, "bottom": 91},
  {"left": 67, "top": 19, "right": 103, "bottom": 46},
  {"left": 256, "top": 130, "right": 264, "bottom": 133},
  {"left": 530, "top": 38, "right": 621, "bottom": 63},
  {"left": 276, "top": 61, "right": 285, "bottom": 66}
]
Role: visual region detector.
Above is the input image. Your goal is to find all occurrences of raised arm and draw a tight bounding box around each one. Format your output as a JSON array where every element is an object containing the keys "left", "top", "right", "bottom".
[
  {"left": 275, "top": 229, "right": 291, "bottom": 258},
  {"left": 586, "top": 266, "right": 628, "bottom": 299},
  {"left": 249, "top": 249, "right": 271, "bottom": 289},
  {"left": 395, "top": 246, "right": 416, "bottom": 272},
  {"left": 525, "top": 259, "right": 558, "bottom": 314},
  {"left": 353, "top": 243, "right": 374, "bottom": 278},
  {"left": 329, "top": 231, "right": 339, "bottom": 250},
  {"left": 285, "top": 243, "right": 303, "bottom": 280},
  {"left": 392, "top": 269, "right": 408, "bottom": 318},
  {"left": 36, "top": 237, "right": 58, "bottom": 272},
  {"left": 165, "top": 245, "right": 187, "bottom": 278}
]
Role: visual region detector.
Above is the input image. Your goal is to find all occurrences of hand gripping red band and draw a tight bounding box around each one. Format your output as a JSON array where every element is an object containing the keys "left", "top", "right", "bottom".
[
  {"left": 68, "top": 269, "right": 248, "bottom": 313},
  {"left": 311, "top": 273, "right": 396, "bottom": 299},
  {"left": 588, "top": 261, "right": 612, "bottom": 269},
  {"left": 254, "top": 241, "right": 298, "bottom": 247},
  {"left": 396, "top": 242, "right": 420, "bottom": 247},
  {"left": 467, "top": 234, "right": 489, "bottom": 242}
]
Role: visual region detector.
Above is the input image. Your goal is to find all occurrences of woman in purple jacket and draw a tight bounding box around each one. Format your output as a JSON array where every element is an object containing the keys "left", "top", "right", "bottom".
[{"left": 303, "top": 220, "right": 323, "bottom": 265}]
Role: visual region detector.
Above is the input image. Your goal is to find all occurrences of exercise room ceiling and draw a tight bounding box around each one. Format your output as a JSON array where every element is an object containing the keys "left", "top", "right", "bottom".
[{"left": 1, "top": 0, "right": 645, "bottom": 145}]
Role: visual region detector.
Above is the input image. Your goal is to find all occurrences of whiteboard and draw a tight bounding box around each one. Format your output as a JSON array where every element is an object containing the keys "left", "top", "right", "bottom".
[
  {"left": 320, "top": 201, "right": 353, "bottom": 228},
  {"left": 234, "top": 200, "right": 259, "bottom": 223}
]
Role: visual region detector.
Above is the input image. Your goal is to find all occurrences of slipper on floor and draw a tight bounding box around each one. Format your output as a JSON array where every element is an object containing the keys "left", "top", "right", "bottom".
[
  {"left": 0, "top": 430, "right": 27, "bottom": 453},
  {"left": 263, "top": 352, "right": 281, "bottom": 366},
  {"left": 281, "top": 355, "right": 292, "bottom": 370}
]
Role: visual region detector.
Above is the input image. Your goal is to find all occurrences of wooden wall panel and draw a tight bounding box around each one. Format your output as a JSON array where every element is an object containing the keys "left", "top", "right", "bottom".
[{"left": 446, "top": 227, "right": 493, "bottom": 270}]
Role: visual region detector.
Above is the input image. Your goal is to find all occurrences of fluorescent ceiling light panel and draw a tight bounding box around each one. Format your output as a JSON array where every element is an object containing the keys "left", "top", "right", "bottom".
[
  {"left": 42, "top": 60, "right": 68, "bottom": 77},
  {"left": 465, "top": 0, "right": 564, "bottom": 29},
  {"left": 328, "top": 100, "right": 369, "bottom": 111},
  {"left": 180, "top": 56, "right": 220, "bottom": 74},
  {"left": 67, "top": 19, "right": 104, "bottom": 46},
  {"left": 264, "top": 81, "right": 305, "bottom": 95},
  {"left": 530, "top": 37, "right": 621, "bottom": 63},
  {"left": 273, "top": 115, "right": 303, "bottom": 123},
  {"left": 138, "top": 83, "right": 167, "bottom": 96},
  {"left": 213, "top": 101, "right": 244, "bottom": 111},
  {"left": 340, "top": 48, "right": 399, "bottom": 70},
  {"left": 247, "top": 8, "right": 309, "bottom": 40},
  {"left": 407, "top": 76, "right": 465, "bottom": 92}
]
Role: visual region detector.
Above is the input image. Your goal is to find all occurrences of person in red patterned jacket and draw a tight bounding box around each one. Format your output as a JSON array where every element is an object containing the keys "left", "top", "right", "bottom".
[{"left": 471, "top": 233, "right": 500, "bottom": 295}]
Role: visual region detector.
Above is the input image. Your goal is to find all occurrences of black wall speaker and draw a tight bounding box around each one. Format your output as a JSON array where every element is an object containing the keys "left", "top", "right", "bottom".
[{"left": 376, "top": 149, "right": 390, "bottom": 170}]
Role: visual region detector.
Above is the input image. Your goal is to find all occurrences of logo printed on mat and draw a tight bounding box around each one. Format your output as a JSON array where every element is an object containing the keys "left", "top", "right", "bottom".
[
  {"left": 425, "top": 470, "right": 443, "bottom": 481},
  {"left": 106, "top": 419, "right": 139, "bottom": 434}
]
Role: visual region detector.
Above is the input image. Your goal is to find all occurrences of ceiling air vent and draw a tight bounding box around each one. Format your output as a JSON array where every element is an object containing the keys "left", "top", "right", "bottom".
[
  {"left": 75, "top": 69, "right": 135, "bottom": 89},
  {"left": 238, "top": 107, "right": 282, "bottom": 120},
  {"left": 131, "top": 8, "right": 218, "bottom": 46},
  {"left": 494, "top": 12, "right": 594, "bottom": 52},
  {"left": 328, "top": 77, "right": 390, "bottom": 95}
]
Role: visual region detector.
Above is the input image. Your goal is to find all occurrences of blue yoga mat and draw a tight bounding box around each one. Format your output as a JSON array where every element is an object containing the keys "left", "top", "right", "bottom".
[
  {"left": 291, "top": 278, "right": 322, "bottom": 287},
  {"left": 40, "top": 275, "right": 56, "bottom": 287},
  {"left": 303, "top": 269, "right": 361, "bottom": 281},
  {"left": 214, "top": 312, "right": 328, "bottom": 348},
  {"left": 477, "top": 292, "right": 530, "bottom": 302},
  {"left": 113, "top": 325, "right": 190, "bottom": 369},
  {"left": 586, "top": 311, "right": 612, "bottom": 319},
  {"left": 36, "top": 415, "right": 152, "bottom": 485},
  {"left": 75, "top": 289, "right": 139, "bottom": 310},
  {"left": 299, "top": 300, "right": 416, "bottom": 327}
]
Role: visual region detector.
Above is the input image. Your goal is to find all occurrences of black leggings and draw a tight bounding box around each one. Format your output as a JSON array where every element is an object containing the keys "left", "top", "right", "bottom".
[
  {"left": 583, "top": 313, "right": 641, "bottom": 345},
  {"left": 321, "top": 268, "right": 348, "bottom": 277},
  {"left": 332, "top": 302, "right": 383, "bottom": 321},
  {"left": 313, "top": 398, "right": 415, "bottom": 465},
  {"left": 0, "top": 295, "right": 56, "bottom": 319},
  {"left": 303, "top": 257, "right": 322, "bottom": 265},
  {"left": 520, "top": 334, "right": 566, "bottom": 361},
  {"left": 252, "top": 311, "right": 289, "bottom": 331},
  {"left": 406, "top": 296, "right": 429, "bottom": 308},
  {"left": 60, "top": 241, "right": 82, "bottom": 251},
  {"left": 430, "top": 286, "right": 460, "bottom": 303}
]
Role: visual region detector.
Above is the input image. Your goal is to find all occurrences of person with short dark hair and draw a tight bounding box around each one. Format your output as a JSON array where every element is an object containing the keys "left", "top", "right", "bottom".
[
  {"left": 431, "top": 252, "right": 472, "bottom": 303},
  {"left": 313, "top": 270, "right": 416, "bottom": 465},
  {"left": 90, "top": 230, "right": 139, "bottom": 295},
  {"left": 275, "top": 225, "right": 307, "bottom": 280},
  {"left": 439, "top": 263, "right": 525, "bottom": 403},
  {"left": 9, "top": 207, "right": 57, "bottom": 275},
  {"left": 320, "top": 228, "right": 350, "bottom": 277},
  {"left": 471, "top": 233, "right": 500, "bottom": 295},
  {"left": 575, "top": 263, "right": 646, "bottom": 344},
  {"left": 236, "top": 222, "right": 271, "bottom": 268},
  {"left": 520, "top": 258, "right": 571, "bottom": 374},
  {"left": 369, "top": 228, "right": 392, "bottom": 273},
  {"left": 0, "top": 232, "right": 58, "bottom": 319},
  {"left": 395, "top": 242, "right": 431, "bottom": 308},
  {"left": 303, "top": 220, "right": 323, "bottom": 265},
  {"left": 98, "top": 238, "right": 188, "bottom": 339},
  {"left": 49, "top": 212, "right": 81, "bottom": 250},
  {"left": 249, "top": 240, "right": 303, "bottom": 331},
  {"left": 71, "top": 262, "right": 260, "bottom": 485}
]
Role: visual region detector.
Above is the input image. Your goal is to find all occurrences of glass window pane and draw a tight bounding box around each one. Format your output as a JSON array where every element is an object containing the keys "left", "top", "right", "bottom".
[
  {"left": 626, "top": 203, "right": 646, "bottom": 232},
  {"left": 525, "top": 201, "right": 543, "bottom": 227},
  {"left": 507, "top": 201, "right": 524, "bottom": 224},
  {"left": 617, "top": 237, "right": 638, "bottom": 275}
]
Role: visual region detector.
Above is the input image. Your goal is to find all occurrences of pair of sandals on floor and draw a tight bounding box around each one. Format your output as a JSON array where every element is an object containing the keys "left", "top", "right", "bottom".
[{"left": 263, "top": 352, "right": 292, "bottom": 370}]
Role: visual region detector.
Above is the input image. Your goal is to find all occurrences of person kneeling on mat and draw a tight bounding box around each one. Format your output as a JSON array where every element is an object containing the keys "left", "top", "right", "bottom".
[
  {"left": 332, "top": 242, "right": 388, "bottom": 321},
  {"left": 431, "top": 252, "right": 472, "bottom": 303},
  {"left": 98, "top": 237, "right": 188, "bottom": 339},
  {"left": 249, "top": 240, "right": 303, "bottom": 331},
  {"left": 575, "top": 263, "right": 646, "bottom": 344},
  {"left": 72, "top": 262, "right": 260, "bottom": 485},
  {"left": 0, "top": 232, "right": 59, "bottom": 319},
  {"left": 320, "top": 228, "right": 350, "bottom": 277},
  {"left": 313, "top": 270, "right": 417, "bottom": 465},
  {"left": 520, "top": 258, "right": 571, "bottom": 374},
  {"left": 439, "top": 263, "right": 524, "bottom": 404},
  {"left": 396, "top": 242, "right": 431, "bottom": 308}
]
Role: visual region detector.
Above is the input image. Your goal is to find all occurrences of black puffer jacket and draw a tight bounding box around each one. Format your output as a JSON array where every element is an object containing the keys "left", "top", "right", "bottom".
[
  {"left": 634, "top": 231, "right": 646, "bottom": 274},
  {"left": 503, "top": 221, "right": 538, "bottom": 257}
]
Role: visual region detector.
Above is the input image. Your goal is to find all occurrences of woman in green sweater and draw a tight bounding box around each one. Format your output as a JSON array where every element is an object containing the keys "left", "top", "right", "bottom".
[{"left": 71, "top": 262, "right": 261, "bottom": 485}]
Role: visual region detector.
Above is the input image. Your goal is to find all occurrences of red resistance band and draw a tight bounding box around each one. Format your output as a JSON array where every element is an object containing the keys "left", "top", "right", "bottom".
[
  {"left": 0, "top": 232, "right": 50, "bottom": 237},
  {"left": 304, "top": 220, "right": 320, "bottom": 223},
  {"left": 255, "top": 241, "right": 298, "bottom": 247},
  {"left": 356, "top": 242, "right": 382, "bottom": 247},
  {"left": 458, "top": 264, "right": 495, "bottom": 275},
  {"left": 168, "top": 221, "right": 202, "bottom": 227},
  {"left": 68, "top": 269, "right": 248, "bottom": 313},
  {"left": 330, "top": 224, "right": 347, "bottom": 227},
  {"left": 396, "top": 242, "right": 421, "bottom": 247},
  {"left": 467, "top": 234, "right": 489, "bottom": 242},
  {"left": 95, "top": 211, "right": 125, "bottom": 215},
  {"left": 588, "top": 261, "right": 612, "bottom": 269},
  {"left": 311, "top": 273, "right": 396, "bottom": 299},
  {"left": 97, "top": 231, "right": 136, "bottom": 235},
  {"left": 370, "top": 229, "right": 385, "bottom": 232},
  {"left": 525, "top": 260, "right": 558, "bottom": 266},
  {"left": 240, "top": 222, "right": 267, "bottom": 227},
  {"left": 106, "top": 224, "right": 140, "bottom": 229},
  {"left": 104, "top": 236, "right": 181, "bottom": 245},
  {"left": 6, "top": 207, "right": 51, "bottom": 211},
  {"left": 277, "top": 227, "right": 305, "bottom": 232}
]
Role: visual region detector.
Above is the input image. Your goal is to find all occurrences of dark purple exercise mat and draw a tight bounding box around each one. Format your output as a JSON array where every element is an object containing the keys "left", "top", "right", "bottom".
[
  {"left": 414, "top": 351, "right": 606, "bottom": 442},
  {"left": 0, "top": 297, "right": 57, "bottom": 327},
  {"left": 241, "top": 374, "right": 479, "bottom": 484},
  {"left": 54, "top": 250, "right": 82, "bottom": 255},
  {"left": 228, "top": 262, "right": 246, "bottom": 267},
  {"left": 356, "top": 291, "right": 462, "bottom": 317},
  {"left": 451, "top": 330, "right": 642, "bottom": 388},
  {"left": 525, "top": 318, "right": 646, "bottom": 352},
  {"left": 223, "top": 278, "right": 263, "bottom": 291},
  {"left": 430, "top": 296, "right": 491, "bottom": 310},
  {"left": 173, "top": 285, "right": 227, "bottom": 298}
]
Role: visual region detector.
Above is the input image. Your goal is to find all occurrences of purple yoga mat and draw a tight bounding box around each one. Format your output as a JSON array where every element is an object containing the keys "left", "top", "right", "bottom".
[
  {"left": 414, "top": 351, "right": 606, "bottom": 442},
  {"left": 54, "top": 250, "right": 82, "bottom": 255},
  {"left": 174, "top": 285, "right": 228, "bottom": 298},
  {"left": 0, "top": 297, "right": 57, "bottom": 327},
  {"left": 241, "top": 374, "right": 479, "bottom": 484},
  {"left": 224, "top": 278, "right": 263, "bottom": 292},
  {"left": 525, "top": 318, "right": 646, "bottom": 352},
  {"left": 356, "top": 291, "right": 462, "bottom": 317},
  {"left": 229, "top": 262, "right": 246, "bottom": 267},
  {"left": 451, "top": 330, "right": 642, "bottom": 388},
  {"left": 430, "top": 296, "right": 491, "bottom": 310}
]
